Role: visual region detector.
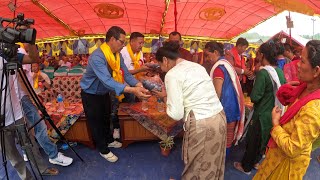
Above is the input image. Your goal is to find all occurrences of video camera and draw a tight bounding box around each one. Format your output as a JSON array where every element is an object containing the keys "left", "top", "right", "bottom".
[{"left": 0, "top": 13, "right": 36, "bottom": 45}]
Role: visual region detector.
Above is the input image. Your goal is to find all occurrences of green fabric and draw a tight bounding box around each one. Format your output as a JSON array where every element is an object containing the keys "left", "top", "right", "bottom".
[
  {"left": 250, "top": 67, "right": 286, "bottom": 151},
  {"left": 45, "top": 66, "right": 54, "bottom": 69},
  {"left": 55, "top": 68, "right": 68, "bottom": 73},
  {"left": 42, "top": 71, "right": 54, "bottom": 79},
  {"left": 68, "top": 69, "right": 83, "bottom": 74},
  {"left": 312, "top": 138, "right": 320, "bottom": 151},
  {"left": 59, "top": 66, "right": 68, "bottom": 70},
  {"left": 72, "top": 65, "right": 83, "bottom": 69}
]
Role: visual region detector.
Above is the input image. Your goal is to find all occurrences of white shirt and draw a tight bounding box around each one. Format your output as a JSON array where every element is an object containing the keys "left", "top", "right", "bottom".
[
  {"left": 120, "top": 46, "right": 144, "bottom": 70},
  {"left": 14, "top": 48, "right": 33, "bottom": 98},
  {"left": 61, "top": 61, "right": 72, "bottom": 68},
  {"left": 30, "top": 71, "right": 51, "bottom": 94},
  {"left": 165, "top": 60, "right": 223, "bottom": 121},
  {"left": 0, "top": 57, "right": 23, "bottom": 126}
]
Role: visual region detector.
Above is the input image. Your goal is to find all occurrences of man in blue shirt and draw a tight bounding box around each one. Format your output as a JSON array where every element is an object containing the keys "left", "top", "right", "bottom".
[{"left": 80, "top": 26, "right": 150, "bottom": 162}]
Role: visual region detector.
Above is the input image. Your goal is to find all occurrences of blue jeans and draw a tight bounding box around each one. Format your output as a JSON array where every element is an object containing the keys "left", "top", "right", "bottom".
[{"left": 21, "top": 95, "right": 58, "bottom": 159}]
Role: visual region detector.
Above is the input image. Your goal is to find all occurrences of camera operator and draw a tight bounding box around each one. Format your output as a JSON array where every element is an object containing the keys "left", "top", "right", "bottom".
[
  {"left": 17, "top": 43, "right": 73, "bottom": 164},
  {"left": 0, "top": 43, "right": 60, "bottom": 179}
]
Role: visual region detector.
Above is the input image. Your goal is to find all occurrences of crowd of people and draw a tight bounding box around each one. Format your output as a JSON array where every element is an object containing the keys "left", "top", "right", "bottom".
[{"left": 1, "top": 25, "right": 320, "bottom": 180}]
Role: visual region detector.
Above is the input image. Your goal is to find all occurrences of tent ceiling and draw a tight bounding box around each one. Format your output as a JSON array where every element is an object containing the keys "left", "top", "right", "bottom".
[{"left": 1, "top": 0, "right": 320, "bottom": 41}]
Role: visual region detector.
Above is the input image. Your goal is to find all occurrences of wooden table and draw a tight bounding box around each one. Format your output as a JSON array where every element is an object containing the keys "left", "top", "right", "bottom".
[
  {"left": 45, "top": 102, "right": 94, "bottom": 148},
  {"left": 118, "top": 102, "right": 183, "bottom": 148},
  {"left": 119, "top": 110, "right": 160, "bottom": 147}
]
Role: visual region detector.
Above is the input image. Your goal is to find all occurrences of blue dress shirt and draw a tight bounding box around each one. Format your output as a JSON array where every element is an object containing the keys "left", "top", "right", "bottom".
[{"left": 80, "top": 47, "right": 139, "bottom": 95}]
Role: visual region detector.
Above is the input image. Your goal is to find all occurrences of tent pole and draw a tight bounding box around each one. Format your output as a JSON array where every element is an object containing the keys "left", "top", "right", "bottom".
[
  {"left": 289, "top": 11, "right": 292, "bottom": 45},
  {"left": 174, "top": 0, "right": 177, "bottom": 31}
]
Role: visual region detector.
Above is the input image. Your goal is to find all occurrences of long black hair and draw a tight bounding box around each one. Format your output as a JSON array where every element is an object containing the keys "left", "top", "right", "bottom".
[
  {"left": 306, "top": 40, "right": 320, "bottom": 68},
  {"left": 259, "top": 41, "right": 279, "bottom": 66},
  {"left": 204, "top": 41, "right": 224, "bottom": 56},
  {"left": 155, "top": 41, "right": 180, "bottom": 62}
]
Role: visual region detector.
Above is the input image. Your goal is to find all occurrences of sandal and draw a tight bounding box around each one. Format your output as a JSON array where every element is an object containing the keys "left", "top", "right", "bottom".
[
  {"left": 234, "top": 162, "right": 251, "bottom": 175},
  {"left": 254, "top": 163, "right": 260, "bottom": 170},
  {"left": 41, "top": 167, "right": 59, "bottom": 176}
]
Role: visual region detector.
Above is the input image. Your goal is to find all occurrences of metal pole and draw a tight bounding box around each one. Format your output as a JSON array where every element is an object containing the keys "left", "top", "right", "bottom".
[
  {"left": 312, "top": 17, "right": 316, "bottom": 40},
  {"left": 289, "top": 12, "right": 292, "bottom": 45}
]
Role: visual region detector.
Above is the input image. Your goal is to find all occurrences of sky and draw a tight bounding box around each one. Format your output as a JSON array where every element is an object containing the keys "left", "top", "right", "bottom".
[{"left": 247, "top": 10, "right": 320, "bottom": 36}]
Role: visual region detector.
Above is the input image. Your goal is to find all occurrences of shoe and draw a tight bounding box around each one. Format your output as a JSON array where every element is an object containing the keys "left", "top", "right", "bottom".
[
  {"left": 113, "top": 128, "right": 120, "bottom": 139},
  {"left": 234, "top": 162, "right": 251, "bottom": 175},
  {"left": 49, "top": 152, "right": 73, "bottom": 166},
  {"left": 108, "top": 141, "right": 122, "bottom": 148},
  {"left": 23, "top": 154, "right": 28, "bottom": 162},
  {"left": 100, "top": 152, "right": 118, "bottom": 162},
  {"left": 41, "top": 167, "right": 59, "bottom": 176}
]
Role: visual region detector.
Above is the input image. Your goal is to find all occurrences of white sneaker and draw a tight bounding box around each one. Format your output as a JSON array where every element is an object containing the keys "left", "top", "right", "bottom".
[
  {"left": 113, "top": 128, "right": 120, "bottom": 139},
  {"left": 49, "top": 152, "right": 73, "bottom": 166},
  {"left": 100, "top": 152, "right": 118, "bottom": 162},
  {"left": 23, "top": 154, "right": 28, "bottom": 162},
  {"left": 108, "top": 141, "right": 122, "bottom": 148}
]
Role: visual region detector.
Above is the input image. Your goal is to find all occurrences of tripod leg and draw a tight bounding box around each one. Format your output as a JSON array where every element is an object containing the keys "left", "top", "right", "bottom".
[
  {"left": 18, "top": 68, "right": 84, "bottom": 162},
  {"left": 1, "top": 125, "right": 34, "bottom": 180},
  {"left": 0, "top": 130, "right": 9, "bottom": 180},
  {"left": 45, "top": 116, "right": 84, "bottom": 162},
  {"left": 16, "top": 122, "right": 44, "bottom": 180}
]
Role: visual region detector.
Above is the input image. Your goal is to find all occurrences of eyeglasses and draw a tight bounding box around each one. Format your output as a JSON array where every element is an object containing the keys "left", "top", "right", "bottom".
[{"left": 117, "top": 39, "right": 125, "bottom": 45}]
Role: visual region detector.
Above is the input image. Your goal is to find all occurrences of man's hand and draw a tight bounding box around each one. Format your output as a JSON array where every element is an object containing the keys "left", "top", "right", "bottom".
[
  {"left": 38, "top": 75, "right": 44, "bottom": 82},
  {"left": 140, "top": 64, "right": 150, "bottom": 72},
  {"left": 244, "top": 69, "right": 254, "bottom": 79},
  {"left": 132, "top": 86, "right": 151, "bottom": 99},
  {"left": 124, "top": 86, "right": 151, "bottom": 100}
]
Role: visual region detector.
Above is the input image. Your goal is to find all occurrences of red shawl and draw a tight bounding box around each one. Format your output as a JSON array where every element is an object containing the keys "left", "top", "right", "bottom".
[{"left": 268, "top": 82, "right": 320, "bottom": 148}]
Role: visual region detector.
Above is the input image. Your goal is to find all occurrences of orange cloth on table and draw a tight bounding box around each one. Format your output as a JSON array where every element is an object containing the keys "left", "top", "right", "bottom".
[
  {"left": 100, "top": 42, "right": 124, "bottom": 101},
  {"left": 33, "top": 71, "right": 40, "bottom": 89},
  {"left": 126, "top": 43, "right": 143, "bottom": 79}
]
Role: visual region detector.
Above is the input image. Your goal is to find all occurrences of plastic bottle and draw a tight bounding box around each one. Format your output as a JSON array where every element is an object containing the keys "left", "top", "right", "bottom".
[
  {"left": 157, "top": 98, "right": 165, "bottom": 112},
  {"left": 57, "top": 94, "right": 65, "bottom": 112}
]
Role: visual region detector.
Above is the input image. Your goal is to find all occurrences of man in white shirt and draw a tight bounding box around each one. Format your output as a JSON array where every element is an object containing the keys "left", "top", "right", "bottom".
[
  {"left": 0, "top": 44, "right": 59, "bottom": 179},
  {"left": 18, "top": 45, "right": 73, "bottom": 167},
  {"left": 31, "top": 63, "right": 51, "bottom": 94},
  {"left": 121, "top": 32, "right": 149, "bottom": 77},
  {"left": 59, "top": 56, "right": 72, "bottom": 68}
]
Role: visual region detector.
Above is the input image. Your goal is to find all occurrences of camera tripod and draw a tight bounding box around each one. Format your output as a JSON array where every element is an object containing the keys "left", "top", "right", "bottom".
[
  {"left": 17, "top": 63, "right": 84, "bottom": 161},
  {"left": 1, "top": 60, "right": 84, "bottom": 180},
  {"left": 1, "top": 60, "right": 44, "bottom": 180}
]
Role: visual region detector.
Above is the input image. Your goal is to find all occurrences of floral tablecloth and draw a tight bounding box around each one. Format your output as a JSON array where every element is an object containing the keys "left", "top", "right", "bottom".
[
  {"left": 119, "top": 98, "right": 183, "bottom": 141},
  {"left": 44, "top": 101, "right": 84, "bottom": 143}
]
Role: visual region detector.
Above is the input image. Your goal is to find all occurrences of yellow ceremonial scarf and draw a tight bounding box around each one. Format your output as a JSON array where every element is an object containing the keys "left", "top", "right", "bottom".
[
  {"left": 126, "top": 43, "right": 142, "bottom": 79},
  {"left": 33, "top": 71, "right": 40, "bottom": 89},
  {"left": 100, "top": 42, "right": 125, "bottom": 101}
]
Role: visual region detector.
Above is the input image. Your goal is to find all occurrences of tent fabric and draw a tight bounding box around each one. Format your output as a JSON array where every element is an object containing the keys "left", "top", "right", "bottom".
[{"left": 1, "top": 0, "right": 320, "bottom": 40}]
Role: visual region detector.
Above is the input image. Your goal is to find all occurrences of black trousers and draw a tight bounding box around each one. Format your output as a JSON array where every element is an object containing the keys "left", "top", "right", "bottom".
[
  {"left": 81, "top": 90, "right": 113, "bottom": 154},
  {"left": 241, "top": 118, "right": 262, "bottom": 172}
]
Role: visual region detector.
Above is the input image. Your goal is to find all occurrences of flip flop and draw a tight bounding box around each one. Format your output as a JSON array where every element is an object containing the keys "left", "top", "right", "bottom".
[
  {"left": 41, "top": 168, "right": 59, "bottom": 176},
  {"left": 234, "top": 162, "right": 251, "bottom": 175}
]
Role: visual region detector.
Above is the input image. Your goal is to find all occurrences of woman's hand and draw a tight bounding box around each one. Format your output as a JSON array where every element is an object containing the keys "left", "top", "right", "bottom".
[
  {"left": 287, "top": 81, "right": 300, "bottom": 87},
  {"left": 152, "top": 85, "right": 167, "bottom": 100},
  {"left": 272, "top": 106, "right": 282, "bottom": 126}
]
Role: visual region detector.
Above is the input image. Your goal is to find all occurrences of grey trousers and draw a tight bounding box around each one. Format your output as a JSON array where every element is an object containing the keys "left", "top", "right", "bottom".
[{"left": 0, "top": 119, "right": 48, "bottom": 180}]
